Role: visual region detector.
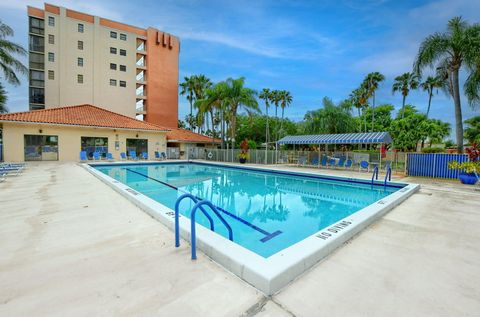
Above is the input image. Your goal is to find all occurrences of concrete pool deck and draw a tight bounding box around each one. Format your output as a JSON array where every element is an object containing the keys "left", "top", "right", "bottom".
[{"left": 1, "top": 162, "right": 479, "bottom": 316}]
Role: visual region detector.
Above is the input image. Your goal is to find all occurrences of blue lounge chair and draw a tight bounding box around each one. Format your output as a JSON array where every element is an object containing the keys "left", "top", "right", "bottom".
[
  {"left": 93, "top": 152, "right": 101, "bottom": 160},
  {"left": 345, "top": 159, "right": 353, "bottom": 169},
  {"left": 120, "top": 152, "right": 127, "bottom": 160},
  {"left": 106, "top": 153, "right": 114, "bottom": 161},
  {"left": 310, "top": 157, "right": 319, "bottom": 166},
  {"left": 320, "top": 156, "right": 328, "bottom": 168},
  {"left": 129, "top": 151, "right": 138, "bottom": 160},
  {"left": 161, "top": 152, "right": 167, "bottom": 160},
  {"left": 337, "top": 158, "right": 346, "bottom": 168},
  {"left": 359, "top": 160, "right": 369, "bottom": 172},
  {"left": 80, "top": 151, "right": 88, "bottom": 161},
  {"left": 0, "top": 167, "right": 22, "bottom": 176},
  {"left": 328, "top": 159, "right": 337, "bottom": 168},
  {"left": 141, "top": 152, "right": 148, "bottom": 160},
  {"left": 155, "top": 151, "right": 161, "bottom": 160}
]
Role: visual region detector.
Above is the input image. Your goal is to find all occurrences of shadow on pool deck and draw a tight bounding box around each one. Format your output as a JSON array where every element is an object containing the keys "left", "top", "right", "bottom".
[{"left": 0, "top": 162, "right": 479, "bottom": 317}]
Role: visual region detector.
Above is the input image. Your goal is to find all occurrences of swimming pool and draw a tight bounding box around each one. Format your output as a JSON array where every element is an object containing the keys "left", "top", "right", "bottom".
[{"left": 87, "top": 161, "right": 419, "bottom": 294}]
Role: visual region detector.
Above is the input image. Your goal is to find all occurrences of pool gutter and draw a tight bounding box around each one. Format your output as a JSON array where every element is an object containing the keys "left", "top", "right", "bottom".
[{"left": 82, "top": 160, "right": 419, "bottom": 295}]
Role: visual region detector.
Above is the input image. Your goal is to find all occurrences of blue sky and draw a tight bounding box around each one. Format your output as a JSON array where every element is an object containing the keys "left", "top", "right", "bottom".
[{"left": 1, "top": 0, "right": 479, "bottom": 138}]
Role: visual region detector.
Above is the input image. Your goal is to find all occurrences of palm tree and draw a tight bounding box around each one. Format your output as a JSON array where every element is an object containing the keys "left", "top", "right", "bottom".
[
  {"left": 179, "top": 76, "right": 195, "bottom": 129},
  {"left": 192, "top": 75, "right": 212, "bottom": 133},
  {"left": 350, "top": 85, "right": 369, "bottom": 132},
  {"left": 0, "top": 82, "right": 7, "bottom": 113},
  {"left": 420, "top": 76, "right": 445, "bottom": 118},
  {"left": 196, "top": 83, "right": 226, "bottom": 145},
  {"left": 270, "top": 90, "right": 281, "bottom": 141},
  {"left": 363, "top": 72, "right": 385, "bottom": 131},
  {"left": 258, "top": 88, "right": 271, "bottom": 146},
  {"left": 464, "top": 116, "right": 480, "bottom": 144},
  {"left": 0, "top": 20, "right": 27, "bottom": 86},
  {"left": 279, "top": 90, "right": 293, "bottom": 138},
  {"left": 392, "top": 72, "right": 419, "bottom": 119},
  {"left": 222, "top": 77, "right": 259, "bottom": 148},
  {"left": 414, "top": 17, "right": 480, "bottom": 152}
]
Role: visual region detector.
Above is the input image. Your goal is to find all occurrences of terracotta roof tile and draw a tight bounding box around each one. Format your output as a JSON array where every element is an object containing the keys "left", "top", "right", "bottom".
[
  {"left": 167, "top": 128, "right": 220, "bottom": 143},
  {"left": 0, "top": 104, "right": 169, "bottom": 132}
]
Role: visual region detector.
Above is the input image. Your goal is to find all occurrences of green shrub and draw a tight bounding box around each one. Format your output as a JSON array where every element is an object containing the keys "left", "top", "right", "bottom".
[{"left": 421, "top": 147, "right": 444, "bottom": 153}]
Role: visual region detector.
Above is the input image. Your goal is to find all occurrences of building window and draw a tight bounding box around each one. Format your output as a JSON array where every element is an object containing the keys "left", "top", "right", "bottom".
[
  {"left": 29, "top": 52, "right": 44, "bottom": 70},
  {"left": 48, "top": 16, "right": 55, "bottom": 27},
  {"left": 81, "top": 137, "right": 108, "bottom": 159},
  {"left": 48, "top": 70, "right": 54, "bottom": 80},
  {"left": 29, "top": 17, "right": 44, "bottom": 35},
  {"left": 119, "top": 49, "right": 126, "bottom": 56},
  {"left": 119, "top": 80, "right": 126, "bottom": 87},
  {"left": 29, "top": 35, "right": 44, "bottom": 52},
  {"left": 110, "top": 31, "right": 117, "bottom": 38},
  {"left": 29, "top": 70, "right": 44, "bottom": 87},
  {"left": 24, "top": 135, "right": 59, "bottom": 161},
  {"left": 78, "top": 23, "right": 84, "bottom": 33},
  {"left": 48, "top": 52, "right": 55, "bottom": 62},
  {"left": 29, "top": 87, "right": 45, "bottom": 104},
  {"left": 77, "top": 74, "right": 84, "bottom": 84},
  {"left": 110, "top": 63, "right": 117, "bottom": 70},
  {"left": 48, "top": 34, "right": 54, "bottom": 44},
  {"left": 110, "top": 79, "right": 117, "bottom": 86},
  {"left": 119, "top": 65, "right": 126, "bottom": 72},
  {"left": 110, "top": 47, "right": 117, "bottom": 54},
  {"left": 78, "top": 40, "right": 84, "bottom": 50},
  {"left": 120, "top": 33, "right": 127, "bottom": 41},
  {"left": 78, "top": 57, "right": 83, "bottom": 67}
]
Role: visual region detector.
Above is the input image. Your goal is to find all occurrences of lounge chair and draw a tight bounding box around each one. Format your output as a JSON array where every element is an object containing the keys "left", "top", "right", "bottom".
[
  {"left": 320, "top": 156, "right": 328, "bottom": 168},
  {"left": 359, "top": 160, "right": 369, "bottom": 172},
  {"left": 93, "top": 152, "right": 101, "bottom": 161},
  {"left": 154, "top": 151, "right": 161, "bottom": 160},
  {"left": 310, "top": 157, "right": 319, "bottom": 166},
  {"left": 345, "top": 159, "right": 353, "bottom": 169},
  {"left": 120, "top": 152, "right": 127, "bottom": 160},
  {"left": 328, "top": 159, "right": 337, "bottom": 168},
  {"left": 129, "top": 151, "right": 138, "bottom": 160},
  {"left": 0, "top": 167, "right": 22, "bottom": 176},
  {"left": 337, "top": 158, "right": 346, "bottom": 168},
  {"left": 80, "top": 151, "right": 88, "bottom": 161},
  {"left": 161, "top": 152, "right": 167, "bottom": 160},
  {"left": 106, "top": 153, "right": 114, "bottom": 161},
  {"left": 141, "top": 152, "right": 148, "bottom": 160}
]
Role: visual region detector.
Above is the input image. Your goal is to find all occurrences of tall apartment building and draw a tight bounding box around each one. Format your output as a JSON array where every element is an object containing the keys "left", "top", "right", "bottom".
[{"left": 27, "top": 3, "right": 180, "bottom": 128}]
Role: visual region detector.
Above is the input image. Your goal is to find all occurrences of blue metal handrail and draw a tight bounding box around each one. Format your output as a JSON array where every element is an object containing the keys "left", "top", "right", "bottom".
[
  {"left": 384, "top": 167, "right": 392, "bottom": 187},
  {"left": 190, "top": 200, "right": 234, "bottom": 260},
  {"left": 371, "top": 165, "right": 379, "bottom": 185},
  {"left": 174, "top": 193, "right": 214, "bottom": 248}
]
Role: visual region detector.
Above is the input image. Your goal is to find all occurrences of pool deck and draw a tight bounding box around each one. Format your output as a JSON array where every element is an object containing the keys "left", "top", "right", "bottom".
[{"left": 1, "top": 161, "right": 479, "bottom": 316}]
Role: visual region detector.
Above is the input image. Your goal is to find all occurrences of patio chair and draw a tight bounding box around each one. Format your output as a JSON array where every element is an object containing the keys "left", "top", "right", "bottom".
[
  {"left": 328, "top": 159, "right": 337, "bottom": 168},
  {"left": 80, "top": 151, "right": 88, "bottom": 161},
  {"left": 120, "top": 152, "right": 127, "bottom": 160},
  {"left": 0, "top": 166, "right": 22, "bottom": 176},
  {"left": 337, "top": 158, "right": 346, "bottom": 168},
  {"left": 359, "top": 160, "right": 369, "bottom": 172},
  {"left": 344, "top": 159, "right": 353, "bottom": 169},
  {"left": 310, "top": 157, "right": 319, "bottom": 166},
  {"left": 320, "top": 156, "right": 328, "bottom": 168},
  {"left": 161, "top": 152, "right": 167, "bottom": 160},
  {"left": 106, "top": 153, "right": 114, "bottom": 161},
  {"left": 129, "top": 151, "right": 138, "bottom": 160},
  {"left": 141, "top": 152, "right": 148, "bottom": 160},
  {"left": 93, "top": 152, "right": 101, "bottom": 161},
  {"left": 154, "top": 151, "right": 161, "bottom": 160}
]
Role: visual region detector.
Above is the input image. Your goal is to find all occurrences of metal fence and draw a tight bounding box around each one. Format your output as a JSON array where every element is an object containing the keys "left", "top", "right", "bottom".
[
  {"left": 187, "top": 148, "right": 408, "bottom": 173},
  {"left": 407, "top": 153, "right": 468, "bottom": 179}
]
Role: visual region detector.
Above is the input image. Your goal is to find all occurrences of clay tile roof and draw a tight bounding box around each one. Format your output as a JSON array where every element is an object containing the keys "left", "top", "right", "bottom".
[
  {"left": 167, "top": 128, "right": 220, "bottom": 143},
  {"left": 0, "top": 104, "right": 169, "bottom": 132}
]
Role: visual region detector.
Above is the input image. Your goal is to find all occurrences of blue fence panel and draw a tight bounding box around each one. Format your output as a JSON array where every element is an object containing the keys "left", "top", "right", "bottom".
[{"left": 407, "top": 153, "right": 469, "bottom": 179}]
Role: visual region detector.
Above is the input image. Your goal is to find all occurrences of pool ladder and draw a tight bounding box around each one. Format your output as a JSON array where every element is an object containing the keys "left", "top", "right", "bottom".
[
  {"left": 174, "top": 193, "right": 233, "bottom": 260},
  {"left": 371, "top": 166, "right": 392, "bottom": 188}
]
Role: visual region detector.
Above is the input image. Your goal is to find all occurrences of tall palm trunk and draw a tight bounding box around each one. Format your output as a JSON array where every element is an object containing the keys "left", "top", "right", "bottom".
[
  {"left": 231, "top": 106, "right": 238, "bottom": 149},
  {"left": 401, "top": 94, "right": 406, "bottom": 118},
  {"left": 280, "top": 106, "right": 285, "bottom": 138},
  {"left": 220, "top": 110, "right": 225, "bottom": 149},
  {"left": 452, "top": 67, "right": 464, "bottom": 153},
  {"left": 426, "top": 89, "right": 433, "bottom": 119},
  {"left": 265, "top": 105, "right": 269, "bottom": 145},
  {"left": 210, "top": 110, "right": 215, "bottom": 146},
  {"left": 371, "top": 92, "right": 375, "bottom": 132}
]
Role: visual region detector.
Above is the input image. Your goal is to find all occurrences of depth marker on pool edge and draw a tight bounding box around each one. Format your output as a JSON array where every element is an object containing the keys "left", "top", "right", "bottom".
[{"left": 125, "top": 168, "right": 282, "bottom": 242}]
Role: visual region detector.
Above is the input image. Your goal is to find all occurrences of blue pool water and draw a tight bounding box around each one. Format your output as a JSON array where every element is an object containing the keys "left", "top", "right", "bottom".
[{"left": 93, "top": 162, "right": 401, "bottom": 257}]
